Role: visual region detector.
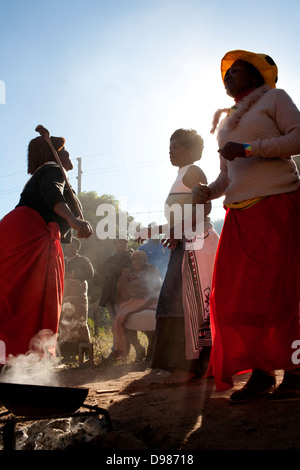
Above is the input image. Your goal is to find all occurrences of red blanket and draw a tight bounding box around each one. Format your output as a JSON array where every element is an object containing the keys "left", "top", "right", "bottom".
[
  {"left": 0, "top": 207, "right": 64, "bottom": 360},
  {"left": 211, "top": 188, "right": 300, "bottom": 391}
]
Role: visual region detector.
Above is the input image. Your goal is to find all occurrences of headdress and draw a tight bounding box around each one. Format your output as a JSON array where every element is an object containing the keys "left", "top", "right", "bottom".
[{"left": 221, "top": 50, "right": 278, "bottom": 89}]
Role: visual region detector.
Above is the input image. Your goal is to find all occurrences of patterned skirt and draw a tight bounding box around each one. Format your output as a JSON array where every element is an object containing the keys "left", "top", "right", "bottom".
[{"left": 152, "top": 228, "right": 219, "bottom": 373}]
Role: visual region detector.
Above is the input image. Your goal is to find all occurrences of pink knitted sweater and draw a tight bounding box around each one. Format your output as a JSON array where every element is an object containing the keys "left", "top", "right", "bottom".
[{"left": 209, "top": 85, "right": 300, "bottom": 206}]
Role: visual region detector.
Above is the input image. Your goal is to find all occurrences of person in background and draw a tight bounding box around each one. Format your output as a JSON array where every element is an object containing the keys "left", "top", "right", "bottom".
[
  {"left": 97, "top": 235, "right": 133, "bottom": 322},
  {"left": 0, "top": 133, "right": 92, "bottom": 361},
  {"left": 112, "top": 250, "right": 162, "bottom": 361},
  {"left": 150, "top": 128, "right": 219, "bottom": 384},
  {"left": 193, "top": 50, "right": 300, "bottom": 402},
  {"left": 57, "top": 237, "right": 94, "bottom": 360},
  {"left": 97, "top": 235, "right": 140, "bottom": 361},
  {"left": 138, "top": 223, "right": 170, "bottom": 280}
]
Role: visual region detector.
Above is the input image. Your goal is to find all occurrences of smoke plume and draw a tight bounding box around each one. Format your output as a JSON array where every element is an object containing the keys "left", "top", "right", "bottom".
[{"left": 0, "top": 329, "right": 61, "bottom": 386}]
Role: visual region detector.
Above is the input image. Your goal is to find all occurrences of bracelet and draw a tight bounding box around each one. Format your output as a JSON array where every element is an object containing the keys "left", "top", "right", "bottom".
[{"left": 243, "top": 143, "right": 252, "bottom": 157}]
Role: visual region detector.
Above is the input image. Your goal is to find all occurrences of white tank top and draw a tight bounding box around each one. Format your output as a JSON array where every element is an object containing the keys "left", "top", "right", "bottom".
[{"left": 164, "top": 165, "right": 212, "bottom": 236}]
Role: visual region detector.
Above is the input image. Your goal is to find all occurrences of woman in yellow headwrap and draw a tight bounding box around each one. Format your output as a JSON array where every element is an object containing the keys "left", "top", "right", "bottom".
[{"left": 193, "top": 50, "right": 300, "bottom": 403}]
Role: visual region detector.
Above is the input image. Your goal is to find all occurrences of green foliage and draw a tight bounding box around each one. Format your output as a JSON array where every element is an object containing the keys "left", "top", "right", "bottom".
[
  {"left": 88, "top": 308, "right": 112, "bottom": 333},
  {"left": 86, "top": 318, "right": 148, "bottom": 366},
  {"left": 74, "top": 191, "right": 141, "bottom": 302},
  {"left": 77, "top": 191, "right": 120, "bottom": 265},
  {"left": 90, "top": 329, "right": 148, "bottom": 366},
  {"left": 77, "top": 191, "right": 138, "bottom": 264}
]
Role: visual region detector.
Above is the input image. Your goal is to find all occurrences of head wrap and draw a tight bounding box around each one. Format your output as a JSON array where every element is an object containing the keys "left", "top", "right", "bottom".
[{"left": 221, "top": 50, "right": 278, "bottom": 89}]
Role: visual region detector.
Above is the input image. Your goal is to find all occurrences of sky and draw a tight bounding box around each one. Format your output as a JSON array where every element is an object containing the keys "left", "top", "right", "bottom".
[{"left": 1, "top": 0, "right": 300, "bottom": 228}]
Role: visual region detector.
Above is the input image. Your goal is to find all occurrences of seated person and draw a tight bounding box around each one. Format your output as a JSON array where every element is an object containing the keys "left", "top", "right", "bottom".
[
  {"left": 112, "top": 250, "right": 162, "bottom": 361},
  {"left": 57, "top": 237, "right": 94, "bottom": 360}
]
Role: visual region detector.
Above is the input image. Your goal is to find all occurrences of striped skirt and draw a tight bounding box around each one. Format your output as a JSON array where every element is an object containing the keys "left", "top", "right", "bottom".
[{"left": 152, "top": 228, "right": 219, "bottom": 373}]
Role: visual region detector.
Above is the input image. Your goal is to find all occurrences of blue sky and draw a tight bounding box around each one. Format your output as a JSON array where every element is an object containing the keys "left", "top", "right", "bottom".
[{"left": 1, "top": 0, "right": 300, "bottom": 226}]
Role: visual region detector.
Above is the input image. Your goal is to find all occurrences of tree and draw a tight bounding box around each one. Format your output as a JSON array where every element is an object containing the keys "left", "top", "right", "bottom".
[{"left": 74, "top": 191, "right": 139, "bottom": 302}]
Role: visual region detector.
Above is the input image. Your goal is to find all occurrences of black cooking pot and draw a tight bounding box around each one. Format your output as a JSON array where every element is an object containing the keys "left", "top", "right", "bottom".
[{"left": 0, "top": 382, "right": 89, "bottom": 418}]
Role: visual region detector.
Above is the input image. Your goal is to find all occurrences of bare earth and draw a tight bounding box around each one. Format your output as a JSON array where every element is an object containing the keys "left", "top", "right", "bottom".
[{"left": 41, "top": 362, "right": 300, "bottom": 452}]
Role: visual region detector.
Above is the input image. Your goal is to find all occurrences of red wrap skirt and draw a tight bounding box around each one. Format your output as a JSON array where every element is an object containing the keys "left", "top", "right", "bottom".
[
  {"left": 211, "top": 187, "right": 300, "bottom": 391},
  {"left": 0, "top": 206, "right": 64, "bottom": 360}
]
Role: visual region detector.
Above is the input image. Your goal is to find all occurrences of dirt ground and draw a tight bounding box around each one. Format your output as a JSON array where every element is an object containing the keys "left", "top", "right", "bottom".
[{"left": 39, "top": 361, "right": 300, "bottom": 452}]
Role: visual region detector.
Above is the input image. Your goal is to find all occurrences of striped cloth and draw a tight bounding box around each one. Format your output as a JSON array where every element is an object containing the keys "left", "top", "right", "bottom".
[{"left": 182, "top": 228, "right": 219, "bottom": 360}]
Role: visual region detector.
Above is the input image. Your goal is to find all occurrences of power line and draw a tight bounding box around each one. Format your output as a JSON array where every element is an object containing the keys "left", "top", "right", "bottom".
[
  {"left": 0, "top": 144, "right": 166, "bottom": 183},
  {"left": 0, "top": 159, "right": 168, "bottom": 197},
  {"left": 0, "top": 170, "right": 25, "bottom": 179},
  {"left": 82, "top": 159, "right": 166, "bottom": 176},
  {"left": 72, "top": 144, "right": 165, "bottom": 160},
  {"left": 0, "top": 186, "right": 23, "bottom": 195}
]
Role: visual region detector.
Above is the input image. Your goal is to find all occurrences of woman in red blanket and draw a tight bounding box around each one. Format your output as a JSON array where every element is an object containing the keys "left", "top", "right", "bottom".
[
  {"left": 0, "top": 133, "right": 93, "bottom": 362},
  {"left": 193, "top": 50, "right": 300, "bottom": 402}
]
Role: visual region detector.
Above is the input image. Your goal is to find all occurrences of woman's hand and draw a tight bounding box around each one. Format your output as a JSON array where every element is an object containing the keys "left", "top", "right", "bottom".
[
  {"left": 218, "top": 142, "right": 246, "bottom": 161},
  {"left": 161, "top": 238, "right": 179, "bottom": 249},
  {"left": 53, "top": 201, "right": 93, "bottom": 239},
  {"left": 192, "top": 183, "right": 211, "bottom": 204},
  {"left": 161, "top": 226, "right": 180, "bottom": 249},
  {"left": 133, "top": 226, "right": 151, "bottom": 243},
  {"left": 71, "top": 218, "right": 93, "bottom": 239}
]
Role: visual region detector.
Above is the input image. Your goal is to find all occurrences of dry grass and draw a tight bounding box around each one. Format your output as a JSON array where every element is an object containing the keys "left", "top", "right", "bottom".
[
  {"left": 62, "top": 318, "right": 149, "bottom": 368},
  {"left": 91, "top": 328, "right": 149, "bottom": 365}
]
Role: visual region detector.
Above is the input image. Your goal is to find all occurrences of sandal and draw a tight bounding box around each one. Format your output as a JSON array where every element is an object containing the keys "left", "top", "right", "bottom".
[{"left": 229, "top": 370, "right": 276, "bottom": 404}]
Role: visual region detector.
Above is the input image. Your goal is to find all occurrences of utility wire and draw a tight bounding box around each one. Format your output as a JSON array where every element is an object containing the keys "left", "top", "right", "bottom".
[
  {"left": 72, "top": 144, "right": 165, "bottom": 160},
  {"left": 0, "top": 159, "right": 167, "bottom": 197},
  {"left": 0, "top": 186, "right": 23, "bottom": 195},
  {"left": 0, "top": 145, "right": 166, "bottom": 195},
  {"left": 82, "top": 159, "right": 167, "bottom": 176},
  {"left": 0, "top": 170, "right": 25, "bottom": 179}
]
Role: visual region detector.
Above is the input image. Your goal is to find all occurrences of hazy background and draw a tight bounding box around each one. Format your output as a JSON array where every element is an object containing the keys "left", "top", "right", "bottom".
[{"left": 1, "top": 0, "right": 300, "bottom": 226}]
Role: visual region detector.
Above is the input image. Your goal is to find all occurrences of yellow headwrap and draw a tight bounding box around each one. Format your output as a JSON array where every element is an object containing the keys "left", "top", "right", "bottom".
[{"left": 221, "top": 49, "right": 278, "bottom": 89}]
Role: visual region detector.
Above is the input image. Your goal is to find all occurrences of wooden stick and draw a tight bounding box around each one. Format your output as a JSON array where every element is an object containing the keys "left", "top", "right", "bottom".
[
  {"left": 96, "top": 389, "right": 120, "bottom": 394},
  {"left": 35, "top": 125, "right": 83, "bottom": 219}
]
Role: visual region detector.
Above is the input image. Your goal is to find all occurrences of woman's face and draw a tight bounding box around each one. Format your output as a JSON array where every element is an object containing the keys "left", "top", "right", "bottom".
[
  {"left": 131, "top": 255, "right": 146, "bottom": 271},
  {"left": 224, "top": 60, "right": 256, "bottom": 98},
  {"left": 169, "top": 139, "right": 193, "bottom": 167},
  {"left": 58, "top": 147, "right": 73, "bottom": 171}
]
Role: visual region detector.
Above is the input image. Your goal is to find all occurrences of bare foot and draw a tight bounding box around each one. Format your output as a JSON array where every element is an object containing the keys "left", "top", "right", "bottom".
[{"left": 163, "top": 369, "right": 196, "bottom": 385}]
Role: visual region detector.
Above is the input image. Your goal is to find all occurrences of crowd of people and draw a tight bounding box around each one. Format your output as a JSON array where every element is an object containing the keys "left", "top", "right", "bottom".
[{"left": 0, "top": 48, "right": 300, "bottom": 403}]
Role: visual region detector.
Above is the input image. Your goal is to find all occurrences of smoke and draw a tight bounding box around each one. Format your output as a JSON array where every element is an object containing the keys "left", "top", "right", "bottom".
[
  {"left": 0, "top": 329, "right": 61, "bottom": 386},
  {"left": 58, "top": 301, "right": 77, "bottom": 343}
]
